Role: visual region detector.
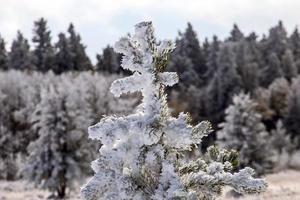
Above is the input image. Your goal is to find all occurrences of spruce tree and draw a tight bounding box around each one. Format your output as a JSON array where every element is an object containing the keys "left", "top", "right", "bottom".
[
  {"left": 24, "top": 84, "right": 91, "bottom": 198},
  {"left": 168, "top": 23, "right": 206, "bottom": 87},
  {"left": 0, "top": 87, "right": 18, "bottom": 179},
  {"left": 268, "top": 78, "right": 290, "bottom": 120},
  {"left": 9, "top": 31, "right": 32, "bottom": 71},
  {"left": 281, "top": 49, "right": 297, "bottom": 81},
  {"left": 235, "top": 41, "right": 259, "bottom": 93},
  {"left": 0, "top": 35, "right": 8, "bottom": 70},
  {"left": 32, "top": 18, "right": 55, "bottom": 72},
  {"left": 246, "top": 32, "right": 258, "bottom": 42},
  {"left": 271, "top": 120, "right": 293, "bottom": 155},
  {"left": 203, "top": 37, "right": 210, "bottom": 59},
  {"left": 289, "top": 27, "right": 300, "bottom": 58},
  {"left": 81, "top": 21, "right": 266, "bottom": 200},
  {"left": 55, "top": 33, "right": 73, "bottom": 74},
  {"left": 228, "top": 24, "right": 244, "bottom": 42},
  {"left": 95, "top": 45, "right": 121, "bottom": 73},
  {"left": 246, "top": 32, "right": 265, "bottom": 69},
  {"left": 204, "top": 35, "right": 220, "bottom": 83},
  {"left": 0, "top": 71, "right": 42, "bottom": 180},
  {"left": 183, "top": 23, "right": 206, "bottom": 76},
  {"left": 270, "top": 120, "right": 294, "bottom": 170},
  {"left": 217, "top": 93, "right": 275, "bottom": 175},
  {"left": 284, "top": 76, "right": 300, "bottom": 148},
  {"left": 263, "top": 21, "right": 288, "bottom": 58},
  {"left": 260, "top": 53, "right": 283, "bottom": 87},
  {"left": 67, "top": 23, "right": 92, "bottom": 71},
  {"left": 206, "top": 43, "right": 242, "bottom": 125},
  {"left": 166, "top": 23, "right": 205, "bottom": 121},
  {"left": 289, "top": 27, "right": 300, "bottom": 72}
]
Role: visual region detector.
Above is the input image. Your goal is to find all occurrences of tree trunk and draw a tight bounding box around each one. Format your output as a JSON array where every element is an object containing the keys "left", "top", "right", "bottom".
[{"left": 57, "top": 182, "right": 66, "bottom": 199}]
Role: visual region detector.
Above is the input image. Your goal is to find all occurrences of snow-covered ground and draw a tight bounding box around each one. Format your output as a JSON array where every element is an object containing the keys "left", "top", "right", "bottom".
[
  {"left": 0, "top": 170, "right": 299, "bottom": 200},
  {"left": 221, "top": 169, "right": 300, "bottom": 200}
]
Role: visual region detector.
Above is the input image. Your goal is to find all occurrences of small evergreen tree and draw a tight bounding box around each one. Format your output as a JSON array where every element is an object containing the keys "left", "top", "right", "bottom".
[
  {"left": 290, "top": 28, "right": 300, "bottom": 72},
  {"left": 271, "top": 120, "right": 293, "bottom": 155},
  {"left": 0, "top": 88, "right": 18, "bottom": 179},
  {"left": 32, "top": 18, "right": 56, "bottom": 72},
  {"left": 235, "top": 41, "right": 259, "bottom": 93},
  {"left": 289, "top": 27, "right": 300, "bottom": 58},
  {"left": 281, "top": 49, "right": 297, "bottom": 81},
  {"left": 55, "top": 33, "right": 73, "bottom": 73},
  {"left": 228, "top": 24, "right": 244, "bottom": 42},
  {"left": 202, "top": 37, "right": 210, "bottom": 59},
  {"left": 183, "top": 23, "right": 206, "bottom": 76},
  {"left": 67, "top": 23, "right": 92, "bottom": 71},
  {"left": 217, "top": 93, "right": 275, "bottom": 175},
  {"left": 206, "top": 43, "right": 242, "bottom": 125},
  {"left": 263, "top": 21, "right": 288, "bottom": 58},
  {"left": 168, "top": 23, "right": 206, "bottom": 87},
  {"left": 270, "top": 120, "right": 293, "bottom": 170},
  {"left": 95, "top": 45, "right": 121, "bottom": 73},
  {"left": 260, "top": 53, "right": 283, "bottom": 87},
  {"left": 9, "top": 31, "right": 32, "bottom": 70},
  {"left": 24, "top": 84, "right": 91, "bottom": 198},
  {"left": 204, "top": 35, "right": 220, "bottom": 82},
  {"left": 268, "top": 78, "right": 290, "bottom": 119},
  {"left": 284, "top": 76, "right": 300, "bottom": 148},
  {"left": 81, "top": 22, "right": 266, "bottom": 200},
  {"left": 0, "top": 35, "right": 8, "bottom": 70},
  {"left": 0, "top": 71, "right": 36, "bottom": 180}
]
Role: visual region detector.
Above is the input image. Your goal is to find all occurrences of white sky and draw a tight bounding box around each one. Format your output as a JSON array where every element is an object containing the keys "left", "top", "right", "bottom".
[{"left": 1, "top": 0, "right": 300, "bottom": 63}]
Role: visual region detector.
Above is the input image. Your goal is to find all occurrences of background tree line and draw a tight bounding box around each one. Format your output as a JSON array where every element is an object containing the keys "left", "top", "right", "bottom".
[{"left": 1, "top": 18, "right": 300, "bottom": 196}]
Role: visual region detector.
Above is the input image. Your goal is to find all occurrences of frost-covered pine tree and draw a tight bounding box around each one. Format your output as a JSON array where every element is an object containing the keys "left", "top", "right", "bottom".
[
  {"left": 270, "top": 120, "right": 293, "bottom": 170},
  {"left": 217, "top": 93, "right": 275, "bottom": 175},
  {"left": 81, "top": 22, "right": 267, "bottom": 200},
  {"left": 284, "top": 76, "right": 300, "bottom": 148},
  {"left": 205, "top": 43, "right": 242, "bottom": 125},
  {"left": 261, "top": 53, "right": 283, "bottom": 87},
  {"left": 24, "top": 84, "right": 91, "bottom": 198},
  {"left": 281, "top": 49, "right": 297, "bottom": 81}
]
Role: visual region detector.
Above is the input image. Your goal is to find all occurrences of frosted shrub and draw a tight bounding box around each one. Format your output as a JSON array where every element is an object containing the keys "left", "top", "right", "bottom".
[
  {"left": 218, "top": 93, "right": 275, "bottom": 175},
  {"left": 23, "top": 85, "right": 92, "bottom": 198},
  {"left": 81, "top": 22, "right": 267, "bottom": 200}
]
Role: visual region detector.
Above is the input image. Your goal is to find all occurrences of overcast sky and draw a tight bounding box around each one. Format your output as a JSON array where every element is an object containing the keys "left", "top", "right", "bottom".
[{"left": 1, "top": 0, "right": 300, "bottom": 63}]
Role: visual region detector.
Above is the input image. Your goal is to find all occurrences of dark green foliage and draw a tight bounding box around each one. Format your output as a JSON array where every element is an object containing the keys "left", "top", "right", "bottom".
[
  {"left": 95, "top": 45, "right": 121, "bottom": 73},
  {"left": 289, "top": 27, "right": 300, "bottom": 58},
  {"left": 9, "top": 31, "right": 32, "bottom": 70},
  {"left": 206, "top": 44, "right": 242, "bottom": 125},
  {"left": 204, "top": 35, "right": 221, "bottom": 84},
  {"left": 0, "top": 35, "right": 8, "bottom": 70},
  {"left": 262, "top": 21, "right": 288, "bottom": 58},
  {"left": 284, "top": 77, "right": 300, "bottom": 147},
  {"left": 228, "top": 24, "right": 244, "bottom": 42},
  {"left": 55, "top": 33, "right": 73, "bottom": 74},
  {"left": 281, "top": 49, "right": 298, "bottom": 81},
  {"left": 167, "top": 23, "right": 206, "bottom": 88},
  {"left": 67, "top": 23, "right": 92, "bottom": 71},
  {"left": 234, "top": 41, "right": 259, "bottom": 93},
  {"left": 32, "top": 18, "right": 56, "bottom": 72},
  {"left": 260, "top": 53, "right": 283, "bottom": 87}
]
